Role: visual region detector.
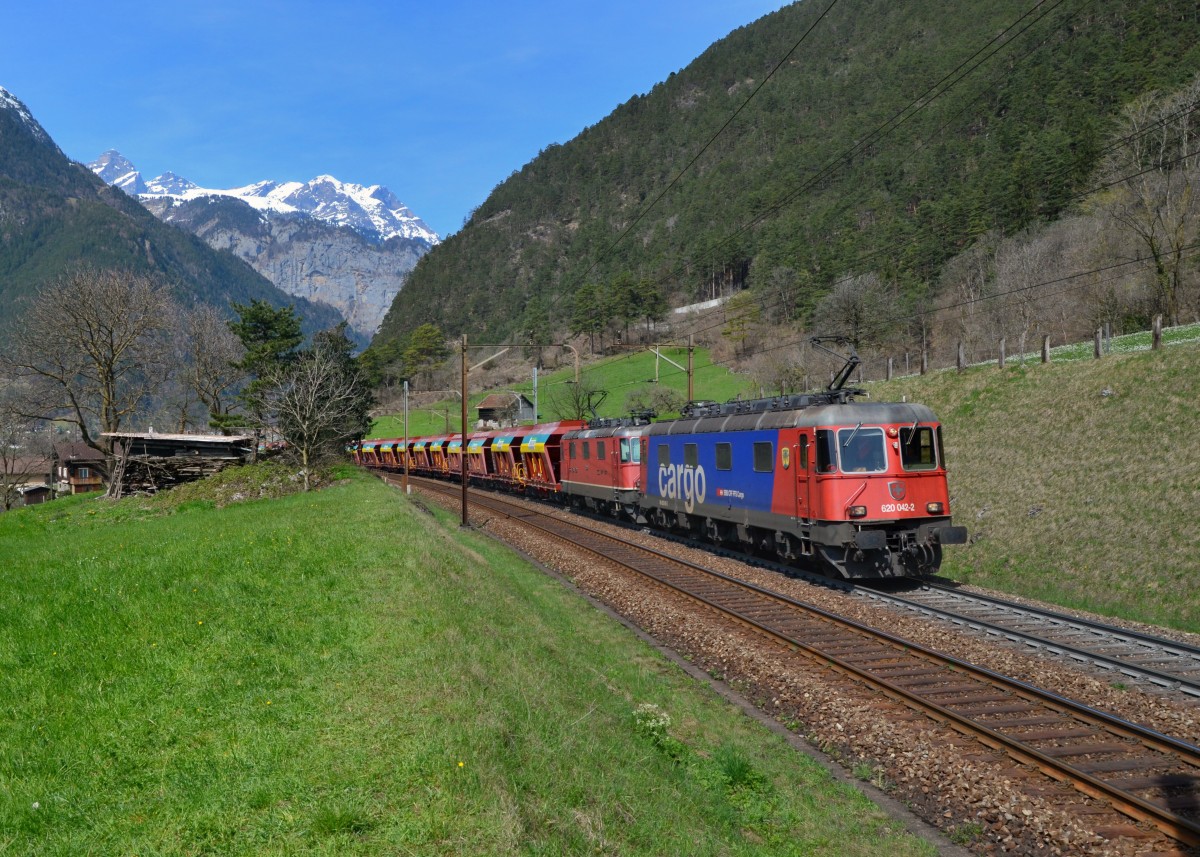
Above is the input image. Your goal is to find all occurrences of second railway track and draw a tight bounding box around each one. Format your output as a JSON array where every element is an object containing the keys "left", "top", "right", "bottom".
[
  {"left": 857, "top": 583, "right": 1200, "bottom": 699},
  {"left": 396, "top": 474, "right": 1200, "bottom": 850}
]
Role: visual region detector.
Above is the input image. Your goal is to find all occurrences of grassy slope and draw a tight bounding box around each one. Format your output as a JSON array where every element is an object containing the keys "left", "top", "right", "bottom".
[
  {"left": 0, "top": 469, "right": 931, "bottom": 856},
  {"left": 370, "top": 346, "right": 756, "bottom": 438},
  {"left": 872, "top": 343, "right": 1200, "bottom": 632}
]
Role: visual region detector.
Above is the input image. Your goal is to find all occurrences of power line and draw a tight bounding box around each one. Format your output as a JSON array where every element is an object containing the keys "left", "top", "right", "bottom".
[
  {"left": 578, "top": 0, "right": 1077, "bottom": 354},
  {"left": 695, "top": 241, "right": 1200, "bottom": 376},
  {"left": 572, "top": 0, "right": 843, "bottom": 288}
]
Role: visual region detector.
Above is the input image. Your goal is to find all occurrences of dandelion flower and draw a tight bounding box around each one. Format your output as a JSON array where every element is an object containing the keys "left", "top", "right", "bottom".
[{"left": 458, "top": 761, "right": 464, "bottom": 768}]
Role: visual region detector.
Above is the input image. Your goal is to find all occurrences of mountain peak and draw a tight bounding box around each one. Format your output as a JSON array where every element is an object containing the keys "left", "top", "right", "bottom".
[
  {"left": 0, "top": 86, "right": 58, "bottom": 149},
  {"left": 87, "top": 149, "right": 146, "bottom": 195},
  {"left": 145, "top": 171, "right": 197, "bottom": 196}
]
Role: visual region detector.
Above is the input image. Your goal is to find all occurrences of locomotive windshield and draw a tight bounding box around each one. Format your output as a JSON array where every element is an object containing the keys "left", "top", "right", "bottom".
[
  {"left": 899, "top": 425, "right": 940, "bottom": 471},
  {"left": 837, "top": 427, "right": 887, "bottom": 473}
]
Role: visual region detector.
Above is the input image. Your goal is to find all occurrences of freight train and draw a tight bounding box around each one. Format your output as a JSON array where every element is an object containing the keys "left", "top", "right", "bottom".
[{"left": 354, "top": 344, "right": 966, "bottom": 579}]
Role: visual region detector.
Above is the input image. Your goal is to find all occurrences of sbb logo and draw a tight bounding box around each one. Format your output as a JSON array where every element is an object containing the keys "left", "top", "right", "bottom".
[{"left": 658, "top": 463, "right": 707, "bottom": 514}]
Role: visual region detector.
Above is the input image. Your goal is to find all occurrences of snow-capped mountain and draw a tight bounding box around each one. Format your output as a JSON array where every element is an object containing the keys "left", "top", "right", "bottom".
[
  {"left": 87, "top": 150, "right": 437, "bottom": 340},
  {"left": 143, "top": 170, "right": 196, "bottom": 196},
  {"left": 89, "top": 149, "right": 146, "bottom": 195},
  {"left": 87, "top": 151, "right": 439, "bottom": 247}
]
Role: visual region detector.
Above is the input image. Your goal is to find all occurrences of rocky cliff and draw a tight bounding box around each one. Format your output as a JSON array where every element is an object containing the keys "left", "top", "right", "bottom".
[{"left": 141, "top": 195, "right": 426, "bottom": 339}]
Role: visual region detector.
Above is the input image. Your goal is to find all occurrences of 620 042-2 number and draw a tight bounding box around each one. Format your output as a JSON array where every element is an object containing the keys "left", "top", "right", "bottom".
[{"left": 879, "top": 503, "right": 916, "bottom": 513}]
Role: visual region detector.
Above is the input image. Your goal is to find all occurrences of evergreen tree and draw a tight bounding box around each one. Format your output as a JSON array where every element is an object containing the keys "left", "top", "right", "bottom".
[{"left": 228, "top": 299, "right": 304, "bottom": 427}]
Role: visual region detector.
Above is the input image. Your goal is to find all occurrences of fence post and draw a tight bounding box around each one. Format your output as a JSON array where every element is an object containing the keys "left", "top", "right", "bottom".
[
  {"left": 921, "top": 350, "right": 928, "bottom": 375},
  {"left": 905, "top": 352, "right": 911, "bottom": 374},
  {"left": 1094, "top": 329, "right": 1102, "bottom": 359},
  {"left": 957, "top": 341, "right": 966, "bottom": 371},
  {"left": 998, "top": 337, "right": 1006, "bottom": 369},
  {"left": 886, "top": 357, "right": 894, "bottom": 381},
  {"left": 1041, "top": 335, "right": 1051, "bottom": 363},
  {"left": 1153, "top": 315, "right": 1163, "bottom": 350}
]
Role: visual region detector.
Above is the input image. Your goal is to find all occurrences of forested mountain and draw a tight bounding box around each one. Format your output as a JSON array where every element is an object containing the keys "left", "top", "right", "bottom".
[
  {"left": 0, "top": 87, "right": 342, "bottom": 342},
  {"left": 375, "top": 0, "right": 1200, "bottom": 355}
]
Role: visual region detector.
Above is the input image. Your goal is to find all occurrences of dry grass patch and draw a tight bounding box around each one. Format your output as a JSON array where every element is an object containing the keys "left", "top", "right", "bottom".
[{"left": 873, "top": 344, "right": 1200, "bottom": 631}]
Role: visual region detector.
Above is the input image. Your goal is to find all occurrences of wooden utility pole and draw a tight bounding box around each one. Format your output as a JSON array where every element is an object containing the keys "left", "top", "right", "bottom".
[
  {"left": 402, "top": 380, "right": 409, "bottom": 494},
  {"left": 461, "top": 334, "right": 469, "bottom": 528},
  {"left": 687, "top": 334, "right": 695, "bottom": 402}
]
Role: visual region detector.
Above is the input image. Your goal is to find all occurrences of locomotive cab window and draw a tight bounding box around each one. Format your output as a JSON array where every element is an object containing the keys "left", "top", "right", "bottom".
[
  {"left": 753, "top": 442, "right": 773, "bottom": 472},
  {"left": 684, "top": 443, "right": 698, "bottom": 467},
  {"left": 816, "top": 430, "right": 837, "bottom": 473},
  {"left": 899, "top": 425, "right": 939, "bottom": 471},
  {"left": 799, "top": 436, "right": 809, "bottom": 471},
  {"left": 715, "top": 442, "right": 732, "bottom": 471},
  {"left": 838, "top": 427, "right": 887, "bottom": 473},
  {"left": 619, "top": 438, "right": 631, "bottom": 463}
]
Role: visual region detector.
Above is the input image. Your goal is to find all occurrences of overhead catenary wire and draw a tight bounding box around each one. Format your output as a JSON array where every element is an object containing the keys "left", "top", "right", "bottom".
[
  {"left": 532, "top": 1, "right": 1081, "bottom": 391},
  {"left": 483, "top": 2, "right": 1184, "bottom": 402},
  {"left": 570, "top": 0, "right": 844, "bottom": 290},
  {"left": 531, "top": 238, "right": 1199, "bottom": 399},
  {"left": 551, "top": 0, "right": 1083, "bottom": 383}
]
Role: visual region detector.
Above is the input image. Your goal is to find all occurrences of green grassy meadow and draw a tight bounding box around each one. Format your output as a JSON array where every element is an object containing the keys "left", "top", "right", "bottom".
[{"left": 0, "top": 467, "right": 932, "bottom": 856}]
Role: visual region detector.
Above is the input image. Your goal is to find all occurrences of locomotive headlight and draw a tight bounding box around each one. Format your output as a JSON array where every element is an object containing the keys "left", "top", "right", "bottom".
[
  {"left": 848, "top": 505, "right": 867, "bottom": 518},
  {"left": 926, "top": 502, "right": 944, "bottom": 514}
]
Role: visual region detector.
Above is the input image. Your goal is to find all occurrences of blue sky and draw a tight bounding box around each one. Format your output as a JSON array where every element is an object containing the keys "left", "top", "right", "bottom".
[{"left": 1, "top": 1, "right": 790, "bottom": 238}]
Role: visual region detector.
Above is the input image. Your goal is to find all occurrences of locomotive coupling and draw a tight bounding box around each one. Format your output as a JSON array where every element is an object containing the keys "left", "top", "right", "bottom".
[{"left": 849, "top": 530, "right": 887, "bottom": 551}]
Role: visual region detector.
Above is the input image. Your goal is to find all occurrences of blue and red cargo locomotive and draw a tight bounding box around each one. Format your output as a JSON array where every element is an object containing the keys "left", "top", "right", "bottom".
[{"left": 353, "top": 365, "right": 967, "bottom": 579}]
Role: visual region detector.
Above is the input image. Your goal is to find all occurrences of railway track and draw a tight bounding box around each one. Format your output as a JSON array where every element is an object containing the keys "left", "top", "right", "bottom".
[
  {"left": 857, "top": 583, "right": 1200, "bottom": 699},
  {"left": 396, "top": 474, "right": 1200, "bottom": 850}
]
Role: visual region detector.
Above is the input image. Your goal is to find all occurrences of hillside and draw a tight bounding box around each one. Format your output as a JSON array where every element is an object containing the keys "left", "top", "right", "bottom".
[
  {"left": 0, "top": 88, "right": 342, "bottom": 340},
  {"left": 375, "top": 0, "right": 1200, "bottom": 352},
  {"left": 873, "top": 340, "right": 1200, "bottom": 632}
]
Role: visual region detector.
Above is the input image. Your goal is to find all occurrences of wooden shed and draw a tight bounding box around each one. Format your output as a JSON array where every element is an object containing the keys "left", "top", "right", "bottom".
[
  {"left": 475, "top": 393, "right": 535, "bottom": 428},
  {"left": 103, "top": 431, "right": 255, "bottom": 496}
]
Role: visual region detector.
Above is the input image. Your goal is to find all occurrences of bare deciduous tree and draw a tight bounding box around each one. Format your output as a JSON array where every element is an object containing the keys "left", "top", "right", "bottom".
[
  {"left": 1100, "top": 74, "right": 1200, "bottom": 325},
  {"left": 548, "top": 377, "right": 605, "bottom": 422},
  {"left": 0, "top": 381, "right": 52, "bottom": 511},
  {"left": 810, "top": 273, "right": 894, "bottom": 349},
  {"left": 624, "top": 383, "right": 685, "bottom": 418},
  {"left": 0, "top": 268, "right": 178, "bottom": 469},
  {"left": 178, "top": 304, "right": 248, "bottom": 431},
  {"left": 993, "top": 231, "right": 1057, "bottom": 360},
  {"left": 261, "top": 343, "right": 371, "bottom": 491}
]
